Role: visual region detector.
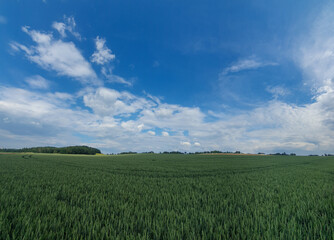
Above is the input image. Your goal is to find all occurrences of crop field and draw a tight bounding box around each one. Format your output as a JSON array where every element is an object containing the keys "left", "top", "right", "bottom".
[{"left": 0, "top": 153, "right": 334, "bottom": 239}]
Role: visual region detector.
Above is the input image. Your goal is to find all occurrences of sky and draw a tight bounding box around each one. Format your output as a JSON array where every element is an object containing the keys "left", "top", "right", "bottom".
[{"left": 1, "top": 0, "right": 334, "bottom": 154}]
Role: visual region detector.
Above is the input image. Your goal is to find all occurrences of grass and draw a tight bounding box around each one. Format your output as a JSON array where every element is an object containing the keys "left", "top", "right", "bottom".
[{"left": 0, "top": 153, "right": 334, "bottom": 239}]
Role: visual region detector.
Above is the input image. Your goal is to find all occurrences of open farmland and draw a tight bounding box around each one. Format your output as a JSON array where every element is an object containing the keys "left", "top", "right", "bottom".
[{"left": 1, "top": 153, "right": 334, "bottom": 239}]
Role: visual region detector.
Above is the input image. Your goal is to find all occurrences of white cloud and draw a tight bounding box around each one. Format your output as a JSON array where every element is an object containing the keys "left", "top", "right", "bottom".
[
  {"left": 11, "top": 26, "right": 98, "bottom": 85},
  {"left": 266, "top": 86, "right": 289, "bottom": 99},
  {"left": 52, "top": 16, "right": 81, "bottom": 40},
  {"left": 0, "top": 86, "right": 197, "bottom": 152},
  {"left": 0, "top": 15, "right": 7, "bottom": 24},
  {"left": 83, "top": 87, "right": 155, "bottom": 117},
  {"left": 101, "top": 67, "right": 132, "bottom": 86},
  {"left": 1, "top": 82, "right": 334, "bottom": 154},
  {"left": 144, "top": 92, "right": 162, "bottom": 105},
  {"left": 4, "top": 9, "right": 334, "bottom": 155},
  {"left": 162, "top": 131, "right": 169, "bottom": 136},
  {"left": 91, "top": 37, "right": 115, "bottom": 65},
  {"left": 221, "top": 56, "right": 277, "bottom": 75},
  {"left": 10, "top": 42, "right": 32, "bottom": 54},
  {"left": 52, "top": 22, "right": 66, "bottom": 38},
  {"left": 106, "top": 74, "right": 131, "bottom": 86},
  {"left": 138, "top": 104, "right": 206, "bottom": 135},
  {"left": 147, "top": 130, "right": 156, "bottom": 136},
  {"left": 298, "top": 6, "right": 334, "bottom": 92},
  {"left": 180, "top": 141, "right": 191, "bottom": 147},
  {"left": 0, "top": 87, "right": 82, "bottom": 126},
  {"left": 25, "top": 75, "right": 50, "bottom": 89},
  {"left": 137, "top": 124, "right": 144, "bottom": 131}
]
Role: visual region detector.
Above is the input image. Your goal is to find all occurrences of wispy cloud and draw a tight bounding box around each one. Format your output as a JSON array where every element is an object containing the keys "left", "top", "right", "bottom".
[
  {"left": 221, "top": 56, "right": 277, "bottom": 75},
  {"left": 90, "top": 37, "right": 131, "bottom": 86},
  {"left": 298, "top": 4, "right": 334, "bottom": 93},
  {"left": 266, "top": 85, "right": 289, "bottom": 99},
  {"left": 25, "top": 75, "right": 50, "bottom": 89},
  {"left": 101, "top": 67, "right": 132, "bottom": 86},
  {"left": 52, "top": 16, "right": 81, "bottom": 40},
  {"left": 10, "top": 25, "right": 98, "bottom": 85},
  {"left": 91, "top": 37, "right": 115, "bottom": 65},
  {"left": 0, "top": 15, "right": 7, "bottom": 24}
]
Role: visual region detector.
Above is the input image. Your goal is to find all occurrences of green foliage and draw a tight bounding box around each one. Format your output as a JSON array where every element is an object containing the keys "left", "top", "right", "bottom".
[
  {"left": 0, "top": 154, "right": 334, "bottom": 239},
  {"left": 0, "top": 146, "right": 101, "bottom": 155},
  {"left": 119, "top": 151, "right": 138, "bottom": 155},
  {"left": 162, "top": 151, "right": 184, "bottom": 154},
  {"left": 194, "top": 151, "right": 234, "bottom": 154}
]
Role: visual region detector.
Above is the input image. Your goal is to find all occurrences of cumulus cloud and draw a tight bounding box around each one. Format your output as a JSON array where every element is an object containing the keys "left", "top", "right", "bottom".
[
  {"left": 137, "top": 124, "right": 144, "bottom": 131},
  {"left": 138, "top": 104, "right": 205, "bottom": 132},
  {"left": 0, "top": 86, "right": 200, "bottom": 152},
  {"left": 221, "top": 56, "right": 277, "bottom": 75},
  {"left": 0, "top": 87, "right": 96, "bottom": 148},
  {"left": 52, "top": 16, "right": 81, "bottom": 40},
  {"left": 180, "top": 141, "right": 191, "bottom": 147},
  {"left": 0, "top": 87, "right": 84, "bottom": 128},
  {"left": 25, "top": 75, "right": 50, "bottom": 89},
  {"left": 83, "top": 87, "right": 155, "bottom": 117},
  {"left": 91, "top": 37, "right": 115, "bottom": 65},
  {"left": 11, "top": 26, "right": 98, "bottom": 85},
  {"left": 147, "top": 130, "right": 156, "bottom": 136},
  {"left": 162, "top": 131, "right": 169, "bottom": 136},
  {"left": 1, "top": 81, "right": 334, "bottom": 154}
]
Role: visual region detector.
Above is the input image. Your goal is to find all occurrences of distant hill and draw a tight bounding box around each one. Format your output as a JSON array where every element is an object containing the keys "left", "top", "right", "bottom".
[{"left": 0, "top": 146, "right": 101, "bottom": 155}]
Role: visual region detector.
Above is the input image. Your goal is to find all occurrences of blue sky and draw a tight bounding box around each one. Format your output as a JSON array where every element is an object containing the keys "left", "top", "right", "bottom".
[{"left": 1, "top": 0, "right": 334, "bottom": 154}]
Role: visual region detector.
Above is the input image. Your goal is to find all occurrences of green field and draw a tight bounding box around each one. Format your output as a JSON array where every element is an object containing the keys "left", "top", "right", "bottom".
[{"left": 0, "top": 153, "right": 334, "bottom": 239}]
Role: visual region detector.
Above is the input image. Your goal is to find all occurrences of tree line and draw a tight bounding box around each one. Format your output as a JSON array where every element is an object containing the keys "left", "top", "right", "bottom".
[{"left": 0, "top": 146, "right": 101, "bottom": 155}]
